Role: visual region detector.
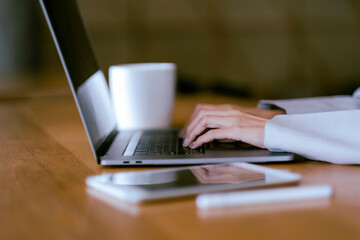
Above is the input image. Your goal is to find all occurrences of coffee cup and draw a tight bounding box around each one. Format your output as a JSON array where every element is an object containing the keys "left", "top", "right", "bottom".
[{"left": 109, "top": 63, "right": 176, "bottom": 129}]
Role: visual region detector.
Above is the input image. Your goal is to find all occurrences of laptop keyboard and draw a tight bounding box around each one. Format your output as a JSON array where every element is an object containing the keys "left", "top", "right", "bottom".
[{"left": 133, "top": 130, "right": 205, "bottom": 156}]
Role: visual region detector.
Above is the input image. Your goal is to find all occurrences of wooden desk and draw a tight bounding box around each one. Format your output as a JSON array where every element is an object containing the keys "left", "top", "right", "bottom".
[{"left": 1, "top": 90, "right": 360, "bottom": 240}]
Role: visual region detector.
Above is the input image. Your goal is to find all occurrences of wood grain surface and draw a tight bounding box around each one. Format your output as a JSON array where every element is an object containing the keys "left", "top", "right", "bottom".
[{"left": 1, "top": 92, "right": 360, "bottom": 240}]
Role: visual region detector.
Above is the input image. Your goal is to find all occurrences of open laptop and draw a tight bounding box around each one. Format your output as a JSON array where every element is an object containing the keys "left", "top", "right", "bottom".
[{"left": 39, "top": 0, "right": 293, "bottom": 166}]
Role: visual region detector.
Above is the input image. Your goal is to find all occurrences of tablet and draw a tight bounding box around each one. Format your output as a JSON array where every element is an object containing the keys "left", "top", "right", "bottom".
[{"left": 86, "top": 163, "right": 301, "bottom": 203}]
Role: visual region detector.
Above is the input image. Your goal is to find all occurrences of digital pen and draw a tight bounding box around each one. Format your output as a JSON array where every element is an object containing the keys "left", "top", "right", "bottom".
[{"left": 196, "top": 185, "right": 333, "bottom": 209}]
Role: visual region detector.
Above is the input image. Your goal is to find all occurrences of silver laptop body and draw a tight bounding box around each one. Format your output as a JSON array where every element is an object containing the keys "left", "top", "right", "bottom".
[{"left": 39, "top": 0, "right": 293, "bottom": 166}]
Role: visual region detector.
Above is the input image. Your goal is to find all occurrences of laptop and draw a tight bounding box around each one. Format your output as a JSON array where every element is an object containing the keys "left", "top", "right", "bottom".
[{"left": 39, "top": 0, "right": 293, "bottom": 166}]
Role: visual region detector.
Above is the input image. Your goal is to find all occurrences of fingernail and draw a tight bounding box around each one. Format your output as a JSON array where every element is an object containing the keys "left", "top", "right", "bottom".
[
  {"left": 189, "top": 142, "right": 196, "bottom": 149},
  {"left": 183, "top": 138, "right": 189, "bottom": 147}
]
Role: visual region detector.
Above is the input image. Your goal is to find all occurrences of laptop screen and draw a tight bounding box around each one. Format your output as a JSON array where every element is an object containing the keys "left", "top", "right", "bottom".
[
  {"left": 41, "top": 0, "right": 98, "bottom": 90},
  {"left": 40, "top": 0, "right": 117, "bottom": 158}
]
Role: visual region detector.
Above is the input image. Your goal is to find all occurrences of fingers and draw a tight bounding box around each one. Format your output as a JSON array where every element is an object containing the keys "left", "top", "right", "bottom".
[
  {"left": 188, "top": 128, "right": 234, "bottom": 149},
  {"left": 188, "top": 121, "right": 266, "bottom": 149},
  {"left": 186, "top": 110, "right": 235, "bottom": 136},
  {"left": 180, "top": 103, "right": 271, "bottom": 149},
  {"left": 183, "top": 115, "right": 234, "bottom": 147},
  {"left": 181, "top": 104, "right": 284, "bottom": 138},
  {"left": 180, "top": 104, "right": 218, "bottom": 138},
  {"left": 179, "top": 104, "right": 237, "bottom": 138},
  {"left": 183, "top": 108, "right": 242, "bottom": 146}
]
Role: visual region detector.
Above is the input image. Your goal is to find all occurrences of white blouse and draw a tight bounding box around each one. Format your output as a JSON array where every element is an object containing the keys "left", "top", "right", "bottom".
[{"left": 258, "top": 88, "right": 360, "bottom": 164}]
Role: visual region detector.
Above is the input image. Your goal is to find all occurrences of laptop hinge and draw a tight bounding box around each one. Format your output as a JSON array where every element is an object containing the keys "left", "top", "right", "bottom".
[{"left": 96, "top": 129, "right": 118, "bottom": 163}]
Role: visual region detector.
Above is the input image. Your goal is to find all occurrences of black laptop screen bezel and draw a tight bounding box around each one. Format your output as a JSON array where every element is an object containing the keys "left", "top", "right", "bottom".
[{"left": 39, "top": 0, "right": 118, "bottom": 163}]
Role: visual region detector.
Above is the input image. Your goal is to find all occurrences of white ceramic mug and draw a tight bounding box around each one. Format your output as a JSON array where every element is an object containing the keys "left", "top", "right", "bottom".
[{"left": 109, "top": 63, "right": 176, "bottom": 129}]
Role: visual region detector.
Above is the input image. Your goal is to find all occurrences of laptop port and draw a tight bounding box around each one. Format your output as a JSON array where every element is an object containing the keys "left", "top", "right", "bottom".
[
  {"left": 123, "top": 161, "right": 130, "bottom": 164},
  {"left": 135, "top": 161, "right": 142, "bottom": 164}
]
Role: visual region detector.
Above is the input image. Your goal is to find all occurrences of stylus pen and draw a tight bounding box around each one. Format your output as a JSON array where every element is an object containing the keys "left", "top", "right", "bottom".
[{"left": 196, "top": 185, "right": 333, "bottom": 209}]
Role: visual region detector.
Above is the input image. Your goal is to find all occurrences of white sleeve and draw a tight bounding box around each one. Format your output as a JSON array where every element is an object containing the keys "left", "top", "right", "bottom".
[
  {"left": 264, "top": 110, "right": 360, "bottom": 164},
  {"left": 258, "top": 95, "right": 360, "bottom": 114}
]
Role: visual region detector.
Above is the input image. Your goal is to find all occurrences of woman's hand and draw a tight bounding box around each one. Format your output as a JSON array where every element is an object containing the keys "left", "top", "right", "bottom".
[{"left": 180, "top": 104, "right": 285, "bottom": 149}]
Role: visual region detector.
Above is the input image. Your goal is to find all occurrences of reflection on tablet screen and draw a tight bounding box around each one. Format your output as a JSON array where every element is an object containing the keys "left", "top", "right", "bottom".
[
  {"left": 190, "top": 165, "right": 265, "bottom": 184},
  {"left": 122, "top": 164, "right": 266, "bottom": 191}
]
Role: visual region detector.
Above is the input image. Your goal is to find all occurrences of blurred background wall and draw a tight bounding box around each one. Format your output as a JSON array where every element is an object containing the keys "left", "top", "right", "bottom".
[
  {"left": 0, "top": 0, "right": 41, "bottom": 75},
  {"left": 2, "top": 0, "right": 360, "bottom": 99}
]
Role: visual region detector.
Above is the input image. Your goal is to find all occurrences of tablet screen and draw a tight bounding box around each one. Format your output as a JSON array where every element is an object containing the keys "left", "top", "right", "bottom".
[
  {"left": 118, "top": 164, "right": 266, "bottom": 191},
  {"left": 87, "top": 163, "right": 301, "bottom": 202}
]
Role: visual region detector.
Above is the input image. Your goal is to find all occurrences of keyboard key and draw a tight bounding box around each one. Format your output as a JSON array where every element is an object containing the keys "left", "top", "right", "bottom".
[
  {"left": 130, "top": 130, "right": 199, "bottom": 156},
  {"left": 134, "top": 152, "right": 147, "bottom": 156}
]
